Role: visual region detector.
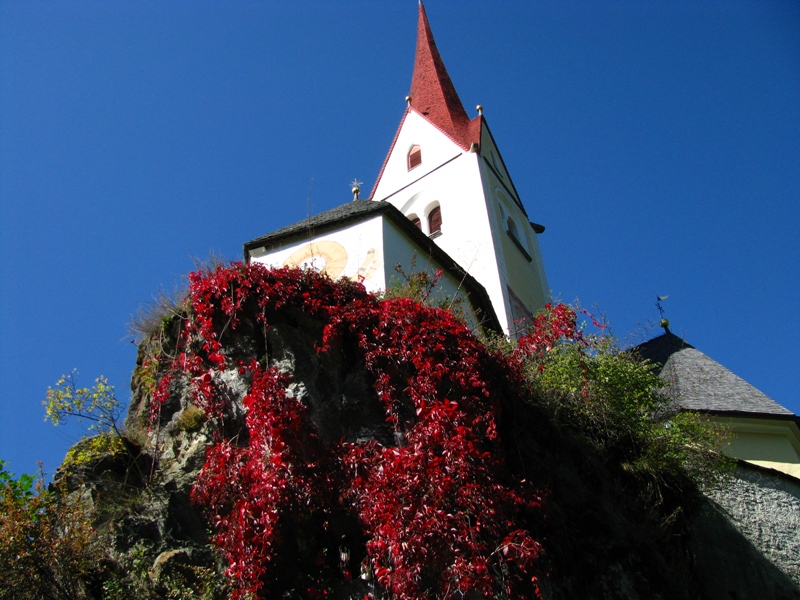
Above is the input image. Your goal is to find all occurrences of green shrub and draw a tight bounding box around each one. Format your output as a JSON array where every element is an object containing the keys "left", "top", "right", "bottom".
[
  {"left": 515, "top": 302, "right": 732, "bottom": 489},
  {"left": 0, "top": 462, "right": 97, "bottom": 600}
]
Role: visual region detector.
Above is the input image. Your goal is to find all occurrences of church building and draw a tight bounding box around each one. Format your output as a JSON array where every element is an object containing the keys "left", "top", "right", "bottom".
[
  {"left": 245, "top": 3, "right": 549, "bottom": 337},
  {"left": 243, "top": 6, "right": 800, "bottom": 585},
  {"left": 635, "top": 329, "right": 800, "bottom": 480}
]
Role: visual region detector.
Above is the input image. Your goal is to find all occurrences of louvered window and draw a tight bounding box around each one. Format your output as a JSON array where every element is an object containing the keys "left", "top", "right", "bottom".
[
  {"left": 408, "top": 145, "right": 422, "bottom": 170},
  {"left": 428, "top": 206, "right": 442, "bottom": 234},
  {"left": 410, "top": 216, "right": 422, "bottom": 229}
]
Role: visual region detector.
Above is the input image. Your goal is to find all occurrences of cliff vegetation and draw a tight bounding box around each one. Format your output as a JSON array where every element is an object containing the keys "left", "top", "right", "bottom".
[{"left": 1, "top": 264, "right": 729, "bottom": 599}]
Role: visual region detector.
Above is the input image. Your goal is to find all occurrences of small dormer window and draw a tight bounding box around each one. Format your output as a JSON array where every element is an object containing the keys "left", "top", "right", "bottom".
[
  {"left": 408, "top": 145, "right": 422, "bottom": 170},
  {"left": 428, "top": 206, "right": 442, "bottom": 235}
]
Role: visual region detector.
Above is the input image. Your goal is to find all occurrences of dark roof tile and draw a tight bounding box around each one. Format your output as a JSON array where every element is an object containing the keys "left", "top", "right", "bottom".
[
  {"left": 634, "top": 331, "right": 793, "bottom": 417},
  {"left": 244, "top": 201, "right": 384, "bottom": 250}
]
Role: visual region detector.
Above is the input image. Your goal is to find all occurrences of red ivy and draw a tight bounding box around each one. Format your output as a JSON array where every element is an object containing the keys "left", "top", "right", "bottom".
[
  {"left": 513, "top": 302, "right": 606, "bottom": 398},
  {"left": 146, "top": 264, "right": 547, "bottom": 599}
]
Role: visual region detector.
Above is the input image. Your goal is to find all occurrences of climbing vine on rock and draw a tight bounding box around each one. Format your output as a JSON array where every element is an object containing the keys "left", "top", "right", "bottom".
[{"left": 144, "top": 263, "right": 545, "bottom": 599}]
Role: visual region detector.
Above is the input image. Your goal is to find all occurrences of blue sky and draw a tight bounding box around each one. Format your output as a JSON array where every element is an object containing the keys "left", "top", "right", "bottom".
[{"left": 1, "top": 1, "right": 798, "bottom": 477}]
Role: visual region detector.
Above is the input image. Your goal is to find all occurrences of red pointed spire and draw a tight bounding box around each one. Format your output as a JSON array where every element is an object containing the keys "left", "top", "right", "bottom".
[
  {"left": 369, "top": 3, "right": 482, "bottom": 199},
  {"left": 410, "top": 2, "right": 480, "bottom": 149}
]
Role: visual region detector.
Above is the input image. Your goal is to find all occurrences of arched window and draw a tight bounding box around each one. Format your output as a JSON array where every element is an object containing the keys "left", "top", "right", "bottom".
[
  {"left": 407, "top": 145, "right": 422, "bottom": 170},
  {"left": 409, "top": 214, "right": 422, "bottom": 230},
  {"left": 507, "top": 217, "right": 519, "bottom": 242},
  {"left": 507, "top": 217, "right": 531, "bottom": 261},
  {"left": 428, "top": 206, "right": 442, "bottom": 235}
]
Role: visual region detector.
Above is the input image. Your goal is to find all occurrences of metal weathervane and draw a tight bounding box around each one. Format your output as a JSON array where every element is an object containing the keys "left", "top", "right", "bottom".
[{"left": 656, "top": 295, "right": 670, "bottom": 331}]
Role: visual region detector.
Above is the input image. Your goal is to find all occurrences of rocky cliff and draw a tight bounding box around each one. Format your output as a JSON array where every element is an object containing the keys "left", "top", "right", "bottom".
[{"left": 48, "top": 264, "right": 799, "bottom": 600}]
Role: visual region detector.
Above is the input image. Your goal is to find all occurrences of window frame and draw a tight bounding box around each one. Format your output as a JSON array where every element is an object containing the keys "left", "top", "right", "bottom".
[
  {"left": 428, "top": 205, "right": 442, "bottom": 235},
  {"left": 407, "top": 145, "right": 422, "bottom": 170}
]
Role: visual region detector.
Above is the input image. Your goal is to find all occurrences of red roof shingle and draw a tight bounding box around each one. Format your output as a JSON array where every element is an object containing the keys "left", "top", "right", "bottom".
[{"left": 410, "top": 2, "right": 480, "bottom": 150}]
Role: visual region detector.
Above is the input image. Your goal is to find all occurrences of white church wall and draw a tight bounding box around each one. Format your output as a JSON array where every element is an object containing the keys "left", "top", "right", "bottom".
[
  {"left": 381, "top": 218, "right": 485, "bottom": 332},
  {"left": 374, "top": 114, "right": 515, "bottom": 332},
  {"left": 393, "top": 153, "right": 509, "bottom": 331},
  {"left": 249, "top": 217, "right": 387, "bottom": 294},
  {"left": 478, "top": 121, "right": 549, "bottom": 318},
  {"left": 482, "top": 169, "right": 549, "bottom": 319},
  {"left": 373, "top": 111, "right": 464, "bottom": 204},
  {"left": 478, "top": 122, "right": 519, "bottom": 203},
  {"left": 248, "top": 212, "right": 488, "bottom": 333},
  {"left": 372, "top": 104, "right": 552, "bottom": 336}
]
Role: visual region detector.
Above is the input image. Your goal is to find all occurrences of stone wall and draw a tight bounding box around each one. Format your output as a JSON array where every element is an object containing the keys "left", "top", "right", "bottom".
[{"left": 690, "top": 464, "right": 800, "bottom": 599}]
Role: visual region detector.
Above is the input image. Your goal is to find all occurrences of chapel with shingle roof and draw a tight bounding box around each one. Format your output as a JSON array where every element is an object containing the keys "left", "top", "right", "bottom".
[{"left": 635, "top": 330, "right": 800, "bottom": 479}]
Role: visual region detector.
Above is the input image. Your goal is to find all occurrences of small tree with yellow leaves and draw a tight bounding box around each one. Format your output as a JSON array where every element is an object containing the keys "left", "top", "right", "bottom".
[{"left": 44, "top": 370, "right": 123, "bottom": 436}]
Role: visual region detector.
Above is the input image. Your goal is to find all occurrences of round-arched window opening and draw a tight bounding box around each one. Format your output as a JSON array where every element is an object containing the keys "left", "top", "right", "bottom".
[
  {"left": 408, "top": 145, "right": 422, "bottom": 170},
  {"left": 428, "top": 206, "right": 442, "bottom": 235},
  {"left": 506, "top": 216, "right": 531, "bottom": 261},
  {"left": 408, "top": 214, "right": 422, "bottom": 230},
  {"left": 497, "top": 201, "right": 507, "bottom": 224},
  {"left": 507, "top": 217, "right": 519, "bottom": 241}
]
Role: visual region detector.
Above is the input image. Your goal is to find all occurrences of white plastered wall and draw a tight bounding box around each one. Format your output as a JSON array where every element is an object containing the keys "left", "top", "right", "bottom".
[
  {"left": 373, "top": 110, "right": 549, "bottom": 335},
  {"left": 373, "top": 111, "right": 465, "bottom": 202},
  {"left": 381, "top": 218, "right": 484, "bottom": 332},
  {"left": 374, "top": 113, "right": 508, "bottom": 331},
  {"left": 708, "top": 416, "right": 800, "bottom": 480},
  {"left": 478, "top": 121, "right": 549, "bottom": 315},
  {"left": 481, "top": 173, "right": 548, "bottom": 319},
  {"left": 248, "top": 213, "right": 486, "bottom": 332},
  {"left": 250, "top": 217, "right": 387, "bottom": 295}
]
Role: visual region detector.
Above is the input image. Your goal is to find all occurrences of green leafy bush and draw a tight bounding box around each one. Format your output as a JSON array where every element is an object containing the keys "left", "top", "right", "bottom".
[{"left": 514, "top": 302, "right": 732, "bottom": 488}]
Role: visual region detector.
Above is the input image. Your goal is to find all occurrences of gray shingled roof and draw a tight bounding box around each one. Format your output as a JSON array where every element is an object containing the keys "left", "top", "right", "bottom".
[
  {"left": 244, "top": 201, "right": 386, "bottom": 250},
  {"left": 634, "top": 331, "right": 794, "bottom": 417}
]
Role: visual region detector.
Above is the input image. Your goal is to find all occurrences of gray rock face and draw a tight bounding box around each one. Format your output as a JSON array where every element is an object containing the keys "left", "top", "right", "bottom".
[
  {"left": 56, "top": 304, "right": 800, "bottom": 600},
  {"left": 691, "top": 465, "right": 800, "bottom": 599},
  {"left": 72, "top": 307, "right": 392, "bottom": 597}
]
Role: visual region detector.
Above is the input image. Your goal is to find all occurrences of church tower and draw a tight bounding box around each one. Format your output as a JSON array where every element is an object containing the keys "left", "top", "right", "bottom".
[{"left": 370, "top": 2, "right": 549, "bottom": 336}]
